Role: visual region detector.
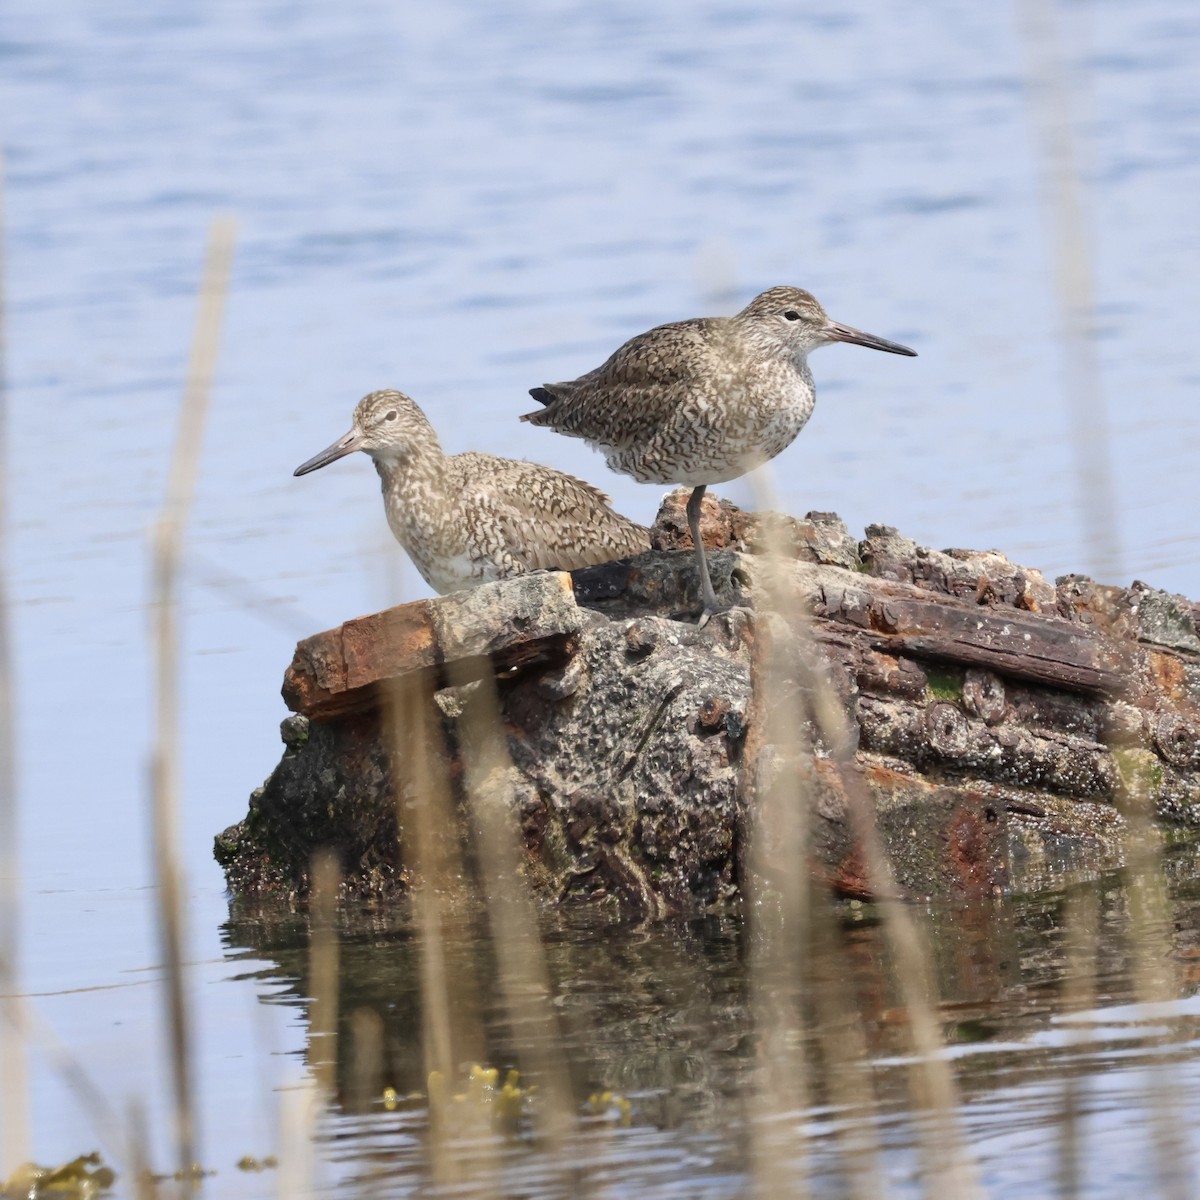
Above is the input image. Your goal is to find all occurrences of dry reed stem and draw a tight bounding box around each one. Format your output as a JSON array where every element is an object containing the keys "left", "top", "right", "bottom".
[
  {"left": 276, "top": 1077, "right": 320, "bottom": 1199},
  {"left": 745, "top": 475, "right": 884, "bottom": 1199},
  {"left": 150, "top": 214, "right": 236, "bottom": 1184},
  {"left": 749, "top": 471, "right": 982, "bottom": 1199},
  {"left": 347, "top": 1008, "right": 387, "bottom": 1200},
  {"left": 1018, "top": 0, "right": 1193, "bottom": 1140},
  {"left": 386, "top": 682, "right": 453, "bottom": 1077},
  {"left": 0, "top": 142, "right": 33, "bottom": 1178},
  {"left": 806, "top": 656, "right": 981, "bottom": 1199},
  {"left": 1014, "top": 0, "right": 1121, "bottom": 579},
  {"left": 129, "top": 1101, "right": 157, "bottom": 1200},
  {"left": 808, "top": 917, "right": 887, "bottom": 1200},
  {"left": 1118, "top": 779, "right": 1193, "bottom": 1198},
  {"left": 1011, "top": 13, "right": 1188, "bottom": 1178},
  {"left": 381, "top": 675, "right": 495, "bottom": 1192},
  {"left": 444, "top": 662, "right": 583, "bottom": 1181},
  {"left": 309, "top": 851, "right": 340, "bottom": 1100},
  {"left": 347, "top": 1007, "right": 384, "bottom": 1115},
  {"left": 1055, "top": 886, "right": 1099, "bottom": 1200},
  {"left": 741, "top": 562, "right": 814, "bottom": 1198}
]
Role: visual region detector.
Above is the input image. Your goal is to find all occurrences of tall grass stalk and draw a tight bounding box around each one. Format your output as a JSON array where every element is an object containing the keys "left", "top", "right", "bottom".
[
  {"left": 740, "top": 551, "right": 815, "bottom": 1199},
  {"left": 150, "top": 214, "right": 236, "bottom": 1183},
  {"left": 749, "top": 470, "right": 982, "bottom": 1199},
  {"left": 1055, "top": 886, "right": 1099, "bottom": 1200},
  {"left": 276, "top": 1078, "right": 320, "bottom": 1199},
  {"left": 805, "top": 640, "right": 981, "bottom": 1198},
  {"left": 1014, "top": 0, "right": 1120, "bottom": 580},
  {"left": 0, "top": 142, "right": 33, "bottom": 1178},
  {"left": 382, "top": 675, "right": 495, "bottom": 1191},
  {"left": 309, "top": 851, "right": 341, "bottom": 1101},
  {"left": 129, "top": 1102, "right": 156, "bottom": 1200},
  {"left": 747, "top": 539, "right": 888, "bottom": 1200},
  {"left": 1016, "top": 6, "right": 1192, "bottom": 1191},
  {"left": 1119, "top": 775, "right": 1193, "bottom": 1197},
  {"left": 444, "top": 657, "right": 582, "bottom": 1180}
]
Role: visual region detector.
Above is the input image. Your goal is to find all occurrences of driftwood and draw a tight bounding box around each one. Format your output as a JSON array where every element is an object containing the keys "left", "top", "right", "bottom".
[{"left": 215, "top": 491, "right": 1200, "bottom": 913}]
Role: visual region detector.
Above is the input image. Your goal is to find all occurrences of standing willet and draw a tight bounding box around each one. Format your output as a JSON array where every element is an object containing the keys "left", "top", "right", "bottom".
[
  {"left": 522, "top": 286, "right": 916, "bottom": 619},
  {"left": 295, "top": 390, "right": 649, "bottom": 594}
]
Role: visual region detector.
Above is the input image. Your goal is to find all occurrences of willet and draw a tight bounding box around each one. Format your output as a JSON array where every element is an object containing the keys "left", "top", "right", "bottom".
[
  {"left": 522, "top": 286, "right": 916, "bottom": 619},
  {"left": 295, "top": 390, "right": 649, "bottom": 594}
]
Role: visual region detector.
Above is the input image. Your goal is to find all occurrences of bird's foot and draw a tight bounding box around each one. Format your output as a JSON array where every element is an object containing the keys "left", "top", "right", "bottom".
[
  {"left": 696, "top": 586, "right": 728, "bottom": 628},
  {"left": 698, "top": 599, "right": 753, "bottom": 629}
]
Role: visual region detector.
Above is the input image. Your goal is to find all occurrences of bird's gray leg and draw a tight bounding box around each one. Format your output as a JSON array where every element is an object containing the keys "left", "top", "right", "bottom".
[{"left": 686, "top": 484, "right": 721, "bottom": 623}]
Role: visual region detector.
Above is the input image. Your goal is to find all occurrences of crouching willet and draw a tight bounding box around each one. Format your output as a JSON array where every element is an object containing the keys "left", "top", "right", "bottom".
[
  {"left": 295, "top": 390, "right": 649, "bottom": 594},
  {"left": 522, "top": 286, "right": 916, "bottom": 619}
]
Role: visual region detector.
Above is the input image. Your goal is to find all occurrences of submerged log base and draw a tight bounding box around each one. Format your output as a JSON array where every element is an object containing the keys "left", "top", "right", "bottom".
[{"left": 217, "top": 491, "right": 1200, "bottom": 913}]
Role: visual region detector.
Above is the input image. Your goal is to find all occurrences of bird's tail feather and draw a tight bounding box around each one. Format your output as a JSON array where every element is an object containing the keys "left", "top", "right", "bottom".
[{"left": 520, "top": 385, "right": 555, "bottom": 424}]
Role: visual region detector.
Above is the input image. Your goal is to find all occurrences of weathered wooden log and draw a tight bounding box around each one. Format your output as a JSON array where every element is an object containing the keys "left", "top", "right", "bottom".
[
  {"left": 215, "top": 491, "right": 1200, "bottom": 912},
  {"left": 282, "top": 572, "right": 582, "bottom": 722}
]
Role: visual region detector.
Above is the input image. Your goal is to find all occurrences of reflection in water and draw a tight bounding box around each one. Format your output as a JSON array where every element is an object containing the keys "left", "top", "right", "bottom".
[{"left": 221, "top": 842, "right": 1200, "bottom": 1197}]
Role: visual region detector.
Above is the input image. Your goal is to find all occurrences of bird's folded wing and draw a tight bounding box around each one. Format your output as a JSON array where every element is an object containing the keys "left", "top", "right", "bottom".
[
  {"left": 533, "top": 318, "right": 729, "bottom": 439},
  {"left": 460, "top": 462, "right": 648, "bottom": 573}
]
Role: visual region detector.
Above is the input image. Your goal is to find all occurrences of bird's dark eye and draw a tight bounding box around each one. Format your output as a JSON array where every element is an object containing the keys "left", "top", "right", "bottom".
[
  {"left": 385, "top": 410, "right": 398, "bottom": 421},
  {"left": 783, "top": 310, "right": 801, "bottom": 321}
]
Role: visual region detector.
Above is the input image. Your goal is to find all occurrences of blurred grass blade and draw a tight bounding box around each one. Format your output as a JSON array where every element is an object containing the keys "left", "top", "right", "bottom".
[
  {"left": 150, "top": 214, "right": 236, "bottom": 1183},
  {"left": 444, "top": 659, "right": 582, "bottom": 1175},
  {"left": 0, "top": 142, "right": 33, "bottom": 1177},
  {"left": 1015, "top": 0, "right": 1121, "bottom": 579},
  {"left": 277, "top": 1077, "right": 320, "bottom": 1199},
  {"left": 309, "top": 851, "right": 340, "bottom": 1101},
  {"left": 749, "top": 467, "right": 982, "bottom": 1199},
  {"left": 1118, "top": 761, "right": 1193, "bottom": 1197},
  {"left": 1056, "top": 886, "right": 1098, "bottom": 1200},
  {"left": 382, "top": 674, "right": 491, "bottom": 1191}
]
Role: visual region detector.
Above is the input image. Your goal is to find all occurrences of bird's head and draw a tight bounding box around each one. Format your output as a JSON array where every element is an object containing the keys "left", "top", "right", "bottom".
[
  {"left": 738, "top": 286, "right": 917, "bottom": 359},
  {"left": 294, "top": 390, "right": 438, "bottom": 476}
]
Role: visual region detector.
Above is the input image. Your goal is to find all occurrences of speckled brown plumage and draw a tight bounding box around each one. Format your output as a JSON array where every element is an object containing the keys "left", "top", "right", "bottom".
[
  {"left": 522, "top": 285, "right": 916, "bottom": 616},
  {"left": 295, "top": 390, "right": 648, "bottom": 595}
]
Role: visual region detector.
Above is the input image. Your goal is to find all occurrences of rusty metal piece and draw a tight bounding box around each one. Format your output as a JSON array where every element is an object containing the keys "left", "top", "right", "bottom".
[
  {"left": 1154, "top": 713, "right": 1200, "bottom": 769},
  {"left": 829, "top": 845, "right": 872, "bottom": 900},
  {"left": 697, "top": 694, "right": 732, "bottom": 734},
  {"left": 962, "top": 668, "right": 1007, "bottom": 725},
  {"left": 975, "top": 576, "right": 1002, "bottom": 606},
  {"left": 877, "top": 600, "right": 1129, "bottom": 695},
  {"left": 947, "top": 807, "right": 991, "bottom": 897}
]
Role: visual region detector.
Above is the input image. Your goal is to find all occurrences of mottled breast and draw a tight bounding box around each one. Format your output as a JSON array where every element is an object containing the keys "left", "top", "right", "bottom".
[{"left": 611, "top": 360, "right": 817, "bottom": 486}]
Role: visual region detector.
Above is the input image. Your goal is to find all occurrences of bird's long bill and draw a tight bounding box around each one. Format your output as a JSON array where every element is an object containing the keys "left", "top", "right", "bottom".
[
  {"left": 824, "top": 320, "right": 917, "bottom": 357},
  {"left": 293, "top": 429, "right": 364, "bottom": 476}
]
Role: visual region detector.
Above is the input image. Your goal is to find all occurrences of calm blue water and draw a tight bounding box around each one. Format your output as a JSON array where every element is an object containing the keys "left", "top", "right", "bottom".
[{"left": 2, "top": 0, "right": 1199, "bottom": 1193}]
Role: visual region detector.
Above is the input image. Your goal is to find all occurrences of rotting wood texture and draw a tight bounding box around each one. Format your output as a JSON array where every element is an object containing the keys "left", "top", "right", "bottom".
[{"left": 217, "top": 490, "right": 1200, "bottom": 913}]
